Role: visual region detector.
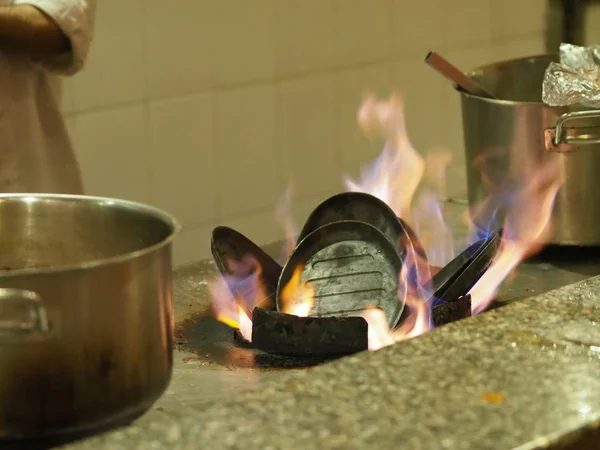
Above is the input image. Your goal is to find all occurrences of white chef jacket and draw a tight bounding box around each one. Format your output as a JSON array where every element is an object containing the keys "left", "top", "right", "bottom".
[{"left": 0, "top": 0, "right": 96, "bottom": 193}]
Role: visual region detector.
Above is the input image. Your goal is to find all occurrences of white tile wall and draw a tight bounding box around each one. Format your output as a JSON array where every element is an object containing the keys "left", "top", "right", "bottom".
[
  {"left": 74, "top": 105, "right": 149, "bottom": 203},
  {"left": 335, "top": 0, "right": 393, "bottom": 67},
  {"left": 337, "top": 64, "right": 391, "bottom": 177},
  {"left": 211, "top": 0, "right": 277, "bottom": 87},
  {"left": 174, "top": 221, "right": 217, "bottom": 266},
  {"left": 275, "top": 0, "right": 336, "bottom": 77},
  {"left": 391, "top": 0, "right": 444, "bottom": 57},
  {"left": 221, "top": 209, "right": 284, "bottom": 252},
  {"left": 279, "top": 74, "right": 339, "bottom": 199},
  {"left": 144, "top": 0, "right": 214, "bottom": 99},
  {"left": 215, "top": 84, "right": 279, "bottom": 217},
  {"left": 443, "top": 0, "right": 493, "bottom": 47},
  {"left": 72, "top": 0, "right": 145, "bottom": 111},
  {"left": 392, "top": 56, "right": 446, "bottom": 155},
  {"left": 147, "top": 94, "right": 216, "bottom": 226},
  {"left": 491, "top": 0, "right": 547, "bottom": 39},
  {"left": 62, "top": 0, "right": 548, "bottom": 266}
]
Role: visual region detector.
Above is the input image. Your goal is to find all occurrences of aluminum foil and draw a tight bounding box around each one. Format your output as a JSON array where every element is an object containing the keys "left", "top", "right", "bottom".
[{"left": 542, "top": 43, "right": 600, "bottom": 107}]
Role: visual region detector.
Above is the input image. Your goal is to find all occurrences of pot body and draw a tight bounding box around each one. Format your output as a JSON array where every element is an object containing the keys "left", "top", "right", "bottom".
[
  {"left": 460, "top": 54, "right": 600, "bottom": 245},
  {"left": 0, "top": 194, "right": 178, "bottom": 439}
]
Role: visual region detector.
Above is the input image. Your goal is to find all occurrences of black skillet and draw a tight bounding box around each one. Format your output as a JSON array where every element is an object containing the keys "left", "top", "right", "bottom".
[
  {"left": 298, "top": 191, "right": 427, "bottom": 263},
  {"left": 277, "top": 220, "right": 404, "bottom": 329},
  {"left": 211, "top": 226, "right": 282, "bottom": 308},
  {"left": 428, "top": 231, "right": 501, "bottom": 305}
]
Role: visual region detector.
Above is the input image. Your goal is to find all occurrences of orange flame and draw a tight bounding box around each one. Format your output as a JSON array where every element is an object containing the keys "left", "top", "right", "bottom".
[
  {"left": 345, "top": 94, "right": 425, "bottom": 220},
  {"left": 279, "top": 266, "right": 315, "bottom": 317},
  {"left": 464, "top": 107, "right": 565, "bottom": 314},
  {"left": 345, "top": 94, "right": 439, "bottom": 347},
  {"left": 209, "top": 255, "right": 267, "bottom": 342},
  {"left": 209, "top": 86, "right": 565, "bottom": 352},
  {"left": 424, "top": 148, "right": 453, "bottom": 196},
  {"left": 469, "top": 156, "right": 564, "bottom": 314},
  {"left": 359, "top": 267, "right": 432, "bottom": 351},
  {"left": 210, "top": 278, "right": 255, "bottom": 342},
  {"left": 411, "top": 191, "right": 455, "bottom": 268},
  {"left": 359, "top": 307, "right": 395, "bottom": 350},
  {"left": 394, "top": 262, "right": 432, "bottom": 339}
]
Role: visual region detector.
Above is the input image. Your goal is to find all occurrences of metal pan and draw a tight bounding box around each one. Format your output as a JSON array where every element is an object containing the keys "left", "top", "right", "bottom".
[
  {"left": 397, "top": 217, "right": 428, "bottom": 262},
  {"left": 211, "top": 226, "right": 282, "bottom": 308},
  {"left": 429, "top": 232, "right": 501, "bottom": 305},
  {"left": 429, "top": 238, "right": 487, "bottom": 300},
  {"left": 277, "top": 220, "right": 403, "bottom": 328},
  {"left": 298, "top": 192, "right": 409, "bottom": 260}
]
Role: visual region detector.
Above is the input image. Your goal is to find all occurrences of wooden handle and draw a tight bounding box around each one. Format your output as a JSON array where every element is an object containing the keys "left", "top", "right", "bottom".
[{"left": 425, "top": 51, "right": 495, "bottom": 99}]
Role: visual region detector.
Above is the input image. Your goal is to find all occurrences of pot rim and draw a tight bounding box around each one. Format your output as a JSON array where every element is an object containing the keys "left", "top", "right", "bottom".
[
  {"left": 455, "top": 53, "right": 562, "bottom": 107},
  {"left": 0, "top": 193, "right": 181, "bottom": 277}
]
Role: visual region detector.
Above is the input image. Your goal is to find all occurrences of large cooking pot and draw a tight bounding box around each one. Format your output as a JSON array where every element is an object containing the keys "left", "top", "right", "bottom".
[
  {"left": 0, "top": 194, "right": 179, "bottom": 439},
  {"left": 459, "top": 54, "right": 600, "bottom": 245}
]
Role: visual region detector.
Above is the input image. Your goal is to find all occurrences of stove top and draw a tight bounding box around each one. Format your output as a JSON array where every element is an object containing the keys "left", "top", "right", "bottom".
[{"left": 207, "top": 192, "right": 502, "bottom": 360}]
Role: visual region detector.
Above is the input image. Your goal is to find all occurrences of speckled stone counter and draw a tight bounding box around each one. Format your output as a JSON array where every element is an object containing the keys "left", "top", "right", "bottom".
[{"left": 59, "top": 274, "right": 600, "bottom": 450}]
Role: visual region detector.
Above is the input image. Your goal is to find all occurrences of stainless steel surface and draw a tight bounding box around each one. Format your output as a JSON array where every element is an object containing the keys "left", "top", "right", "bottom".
[
  {"left": 459, "top": 54, "right": 600, "bottom": 245},
  {"left": 0, "top": 194, "right": 179, "bottom": 439},
  {"left": 425, "top": 51, "right": 495, "bottom": 98}
]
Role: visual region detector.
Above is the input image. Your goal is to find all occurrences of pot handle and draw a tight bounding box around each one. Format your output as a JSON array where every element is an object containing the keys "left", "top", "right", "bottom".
[
  {"left": 545, "top": 110, "right": 600, "bottom": 152},
  {"left": 0, "top": 288, "right": 50, "bottom": 336}
]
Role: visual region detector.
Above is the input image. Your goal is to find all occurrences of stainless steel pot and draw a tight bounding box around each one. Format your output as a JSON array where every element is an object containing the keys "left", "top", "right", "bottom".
[
  {"left": 0, "top": 194, "right": 179, "bottom": 439},
  {"left": 459, "top": 54, "right": 600, "bottom": 245}
]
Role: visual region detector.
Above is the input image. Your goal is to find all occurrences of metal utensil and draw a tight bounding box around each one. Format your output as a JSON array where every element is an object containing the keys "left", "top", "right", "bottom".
[
  {"left": 430, "top": 232, "right": 501, "bottom": 305},
  {"left": 298, "top": 191, "right": 428, "bottom": 294},
  {"left": 298, "top": 192, "right": 409, "bottom": 260},
  {"left": 425, "top": 51, "right": 495, "bottom": 99},
  {"left": 277, "top": 220, "right": 404, "bottom": 328},
  {"left": 211, "top": 226, "right": 282, "bottom": 308}
]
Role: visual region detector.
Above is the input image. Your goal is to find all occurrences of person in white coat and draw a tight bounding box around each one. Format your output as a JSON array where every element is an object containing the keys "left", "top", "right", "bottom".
[{"left": 0, "top": 0, "right": 96, "bottom": 194}]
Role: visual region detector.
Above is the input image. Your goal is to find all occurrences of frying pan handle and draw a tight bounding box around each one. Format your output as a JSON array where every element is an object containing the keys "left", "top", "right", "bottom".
[
  {"left": 545, "top": 110, "right": 600, "bottom": 152},
  {"left": 0, "top": 288, "right": 50, "bottom": 337}
]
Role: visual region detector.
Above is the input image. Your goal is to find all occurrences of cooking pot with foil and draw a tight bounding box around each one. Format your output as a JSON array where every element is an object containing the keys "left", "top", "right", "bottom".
[
  {"left": 459, "top": 54, "right": 600, "bottom": 245},
  {"left": 0, "top": 194, "right": 179, "bottom": 439}
]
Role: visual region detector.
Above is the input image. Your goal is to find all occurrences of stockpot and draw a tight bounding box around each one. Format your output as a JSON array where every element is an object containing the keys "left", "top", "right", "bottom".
[
  {"left": 459, "top": 54, "right": 600, "bottom": 245},
  {"left": 0, "top": 194, "right": 179, "bottom": 439}
]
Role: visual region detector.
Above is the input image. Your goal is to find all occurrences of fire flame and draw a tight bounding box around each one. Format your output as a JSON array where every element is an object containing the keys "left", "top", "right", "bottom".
[
  {"left": 359, "top": 307, "right": 395, "bottom": 350},
  {"left": 468, "top": 156, "right": 564, "bottom": 314},
  {"left": 345, "top": 94, "right": 424, "bottom": 220},
  {"left": 209, "top": 89, "right": 564, "bottom": 353},
  {"left": 209, "top": 255, "right": 267, "bottom": 342},
  {"left": 275, "top": 183, "right": 298, "bottom": 263},
  {"left": 279, "top": 266, "right": 315, "bottom": 317}
]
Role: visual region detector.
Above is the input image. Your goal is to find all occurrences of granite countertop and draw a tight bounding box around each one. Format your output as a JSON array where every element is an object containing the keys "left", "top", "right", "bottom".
[{"left": 60, "top": 273, "right": 600, "bottom": 450}]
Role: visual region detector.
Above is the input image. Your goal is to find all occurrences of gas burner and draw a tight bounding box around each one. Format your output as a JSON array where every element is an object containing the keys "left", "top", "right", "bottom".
[{"left": 211, "top": 192, "right": 500, "bottom": 358}]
